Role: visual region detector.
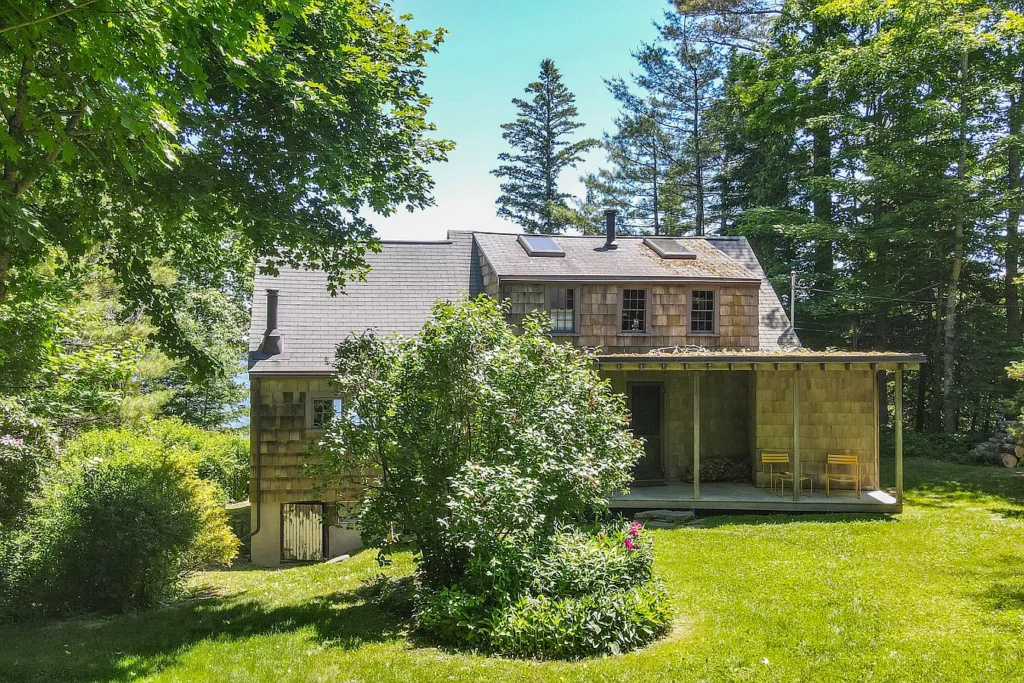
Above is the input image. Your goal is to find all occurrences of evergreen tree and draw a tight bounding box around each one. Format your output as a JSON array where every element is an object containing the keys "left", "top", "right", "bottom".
[{"left": 492, "top": 59, "right": 596, "bottom": 234}]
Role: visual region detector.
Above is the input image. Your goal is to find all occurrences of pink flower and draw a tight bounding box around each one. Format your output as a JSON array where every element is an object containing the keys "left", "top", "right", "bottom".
[
  {"left": 628, "top": 521, "right": 642, "bottom": 537},
  {"left": 624, "top": 537, "right": 636, "bottom": 550}
]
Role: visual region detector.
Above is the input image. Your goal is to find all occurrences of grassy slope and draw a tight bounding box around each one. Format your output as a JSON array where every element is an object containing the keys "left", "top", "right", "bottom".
[{"left": 1, "top": 458, "right": 1022, "bottom": 683}]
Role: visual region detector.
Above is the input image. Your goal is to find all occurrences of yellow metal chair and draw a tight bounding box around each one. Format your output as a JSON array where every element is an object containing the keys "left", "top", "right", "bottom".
[
  {"left": 760, "top": 451, "right": 812, "bottom": 496},
  {"left": 825, "top": 453, "right": 861, "bottom": 498}
]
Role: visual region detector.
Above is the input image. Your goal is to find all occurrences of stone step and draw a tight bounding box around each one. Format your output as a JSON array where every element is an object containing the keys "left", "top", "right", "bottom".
[{"left": 634, "top": 509, "right": 696, "bottom": 523}]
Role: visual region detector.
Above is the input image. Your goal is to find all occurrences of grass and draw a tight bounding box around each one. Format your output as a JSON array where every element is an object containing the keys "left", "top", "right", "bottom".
[{"left": 1, "top": 457, "right": 1022, "bottom": 682}]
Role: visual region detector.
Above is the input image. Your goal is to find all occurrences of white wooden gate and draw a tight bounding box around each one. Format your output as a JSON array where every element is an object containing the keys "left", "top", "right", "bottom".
[{"left": 281, "top": 503, "right": 325, "bottom": 562}]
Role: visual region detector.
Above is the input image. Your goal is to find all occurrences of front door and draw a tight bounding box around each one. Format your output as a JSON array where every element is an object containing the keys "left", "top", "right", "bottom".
[{"left": 629, "top": 383, "right": 665, "bottom": 485}]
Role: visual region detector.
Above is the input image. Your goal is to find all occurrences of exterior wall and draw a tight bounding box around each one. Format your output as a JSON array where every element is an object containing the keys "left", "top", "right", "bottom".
[
  {"left": 502, "top": 282, "right": 760, "bottom": 352},
  {"left": 753, "top": 369, "right": 878, "bottom": 489},
  {"left": 601, "top": 370, "right": 752, "bottom": 482},
  {"left": 249, "top": 376, "right": 364, "bottom": 566},
  {"left": 480, "top": 252, "right": 500, "bottom": 298}
]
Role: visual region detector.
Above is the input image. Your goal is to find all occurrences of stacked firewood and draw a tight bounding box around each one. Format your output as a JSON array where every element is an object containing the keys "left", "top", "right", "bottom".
[
  {"left": 968, "top": 418, "right": 1022, "bottom": 468},
  {"left": 683, "top": 457, "right": 750, "bottom": 483}
]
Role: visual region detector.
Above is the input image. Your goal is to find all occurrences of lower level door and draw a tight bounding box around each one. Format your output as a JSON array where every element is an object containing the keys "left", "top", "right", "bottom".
[
  {"left": 281, "top": 502, "right": 325, "bottom": 562},
  {"left": 629, "top": 383, "right": 665, "bottom": 484}
]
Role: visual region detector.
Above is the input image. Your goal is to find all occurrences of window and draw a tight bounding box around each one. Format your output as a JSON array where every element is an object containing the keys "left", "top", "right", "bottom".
[
  {"left": 310, "top": 397, "right": 342, "bottom": 429},
  {"left": 691, "top": 290, "right": 716, "bottom": 333},
  {"left": 548, "top": 287, "right": 576, "bottom": 334},
  {"left": 621, "top": 289, "right": 647, "bottom": 333},
  {"left": 518, "top": 234, "right": 565, "bottom": 257}
]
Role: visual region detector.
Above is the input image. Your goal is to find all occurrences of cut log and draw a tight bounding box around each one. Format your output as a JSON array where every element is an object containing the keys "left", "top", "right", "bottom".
[
  {"left": 1015, "top": 445, "right": 1023, "bottom": 459},
  {"left": 995, "top": 453, "right": 1019, "bottom": 468}
]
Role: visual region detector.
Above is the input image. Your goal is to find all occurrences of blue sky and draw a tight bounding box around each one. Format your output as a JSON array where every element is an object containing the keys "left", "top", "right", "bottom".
[{"left": 369, "top": 0, "right": 672, "bottom": 240}]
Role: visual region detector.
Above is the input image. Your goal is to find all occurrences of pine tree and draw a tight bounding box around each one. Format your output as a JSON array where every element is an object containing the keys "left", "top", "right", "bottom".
[{"left": 492, "top": 59, "right": 597, "bottom": 234}]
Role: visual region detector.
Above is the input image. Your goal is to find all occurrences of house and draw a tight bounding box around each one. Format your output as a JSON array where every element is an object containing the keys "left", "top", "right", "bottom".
[{"left": 247, "top": 214, "right": 923, "bottom": 566}]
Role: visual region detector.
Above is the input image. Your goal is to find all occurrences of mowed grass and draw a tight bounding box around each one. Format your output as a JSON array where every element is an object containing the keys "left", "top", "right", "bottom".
[{"left": 1, "top": 458, "right": 1023, "bottom": 683}]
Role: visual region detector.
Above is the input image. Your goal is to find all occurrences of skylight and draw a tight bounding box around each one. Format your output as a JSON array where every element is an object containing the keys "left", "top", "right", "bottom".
[
  {"left": 518, "top": 234, "right": 565, "bottom": 257},
  {"left": 643, "top": 237, "right": 697, "bottom": 260}
]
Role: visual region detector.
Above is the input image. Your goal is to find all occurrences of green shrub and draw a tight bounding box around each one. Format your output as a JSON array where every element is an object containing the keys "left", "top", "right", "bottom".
[
  {"left": 2, "top": 430, "right": 238, "bottom": 619},
  {"left": 0, "top": 398, "right": 58, "bottom": 530},
  {"left": 415, "top": 522, "right": 672, "bottom": 659},
  {"left": 148, "top": 419, "right": 250, "bottom": 503},
  {"left": 880, "top": 428, "right": 985, "bottom": 465}
]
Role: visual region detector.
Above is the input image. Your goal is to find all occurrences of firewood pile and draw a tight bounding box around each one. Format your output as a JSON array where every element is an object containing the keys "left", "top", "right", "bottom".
[
  {"left": 968, "top": 418, "right": 1022, "bottom": 468},
  {"left": 683, "top": 457, "right": 750, "bottom": 482}
]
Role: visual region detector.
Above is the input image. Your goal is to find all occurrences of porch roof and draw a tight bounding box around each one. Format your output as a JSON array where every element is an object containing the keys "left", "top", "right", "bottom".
[{"left": 595, "top": 350, "right": 926, "bottom": 371}]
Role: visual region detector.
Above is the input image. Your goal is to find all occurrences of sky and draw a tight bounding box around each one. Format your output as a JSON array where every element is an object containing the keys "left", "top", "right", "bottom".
[{"left": 368, "top": 0, "right": 673, "bottom": 241}]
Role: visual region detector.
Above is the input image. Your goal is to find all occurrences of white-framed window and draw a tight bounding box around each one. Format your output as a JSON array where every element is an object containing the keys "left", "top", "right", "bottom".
[
  {"left": 307, "top": 394, "right": 343, "bottom": 430},
  {"left": 690, "top": 289, "right": 716, "bottom": 334},
  {"left": 621, "top": 288, "right": 648, "bottom": 333},
  {"left": 547, "top": 287, "right": 577, "bottom": 334}
]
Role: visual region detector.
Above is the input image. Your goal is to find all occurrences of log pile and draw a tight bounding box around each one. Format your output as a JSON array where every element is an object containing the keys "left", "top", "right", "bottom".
[
  {"left": 968, "top": 419, "right": 1022, "bottom": 468},
  {"left": 684, "top": 457, "right": 750, "bottom": 482}
]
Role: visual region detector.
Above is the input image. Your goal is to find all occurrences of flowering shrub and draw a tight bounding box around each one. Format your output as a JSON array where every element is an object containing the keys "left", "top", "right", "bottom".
[
  {"left": 0, "top": 398, "right": 58, "bottom": 530},
  {"left": 417, "top": 521, "right": 672, "bottom": 659}
]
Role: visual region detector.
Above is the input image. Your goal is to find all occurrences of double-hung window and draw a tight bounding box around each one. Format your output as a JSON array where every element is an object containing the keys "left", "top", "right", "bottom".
[
  {"left": 547, "top": 287, "right": 576, "bottom": 334},
  {"left": 309, "top": 396, "right": 343, "bottom": 430},
  {"left": 621, "top": 289, "right": 648, "bottom": 333},
  {"left": 690, "top": 290, "right": 716, "bottom": 334}
]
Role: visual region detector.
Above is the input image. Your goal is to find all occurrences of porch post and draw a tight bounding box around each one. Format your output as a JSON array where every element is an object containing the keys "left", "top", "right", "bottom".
[
  {"left": 792, "top": 369, "right": 801, "bottom": 502},
  {"left": 895, "top": 365, "right": 904, "bottom": 504},
  {"left": 693, "top": 371, "right": 700, "bottom": 501}
]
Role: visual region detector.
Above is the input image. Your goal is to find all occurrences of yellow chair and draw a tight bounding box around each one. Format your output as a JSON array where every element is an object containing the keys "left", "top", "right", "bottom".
[
  {"left": 825, "top": 453, "right": 861, "bottom": 498},
  {"left": 760, "top": 451, "right": 812, "bottom": 497}
]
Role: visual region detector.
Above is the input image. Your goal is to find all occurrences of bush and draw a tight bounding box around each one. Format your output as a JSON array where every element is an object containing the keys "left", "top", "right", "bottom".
[
  {"left": 148, "top": 419, "right": 249, "bottom": 502},
  {"left": 879, "top": 428, "right": 985, "bottom": 465},
  {"left": 2, "top": 429, "right": 238, "bottom": 619},
  {"left": 415, "top": 521, "right": 672, "bottom": 659},
  {"left": 0, "top": 398, "right": 58, "bottom": 530}
]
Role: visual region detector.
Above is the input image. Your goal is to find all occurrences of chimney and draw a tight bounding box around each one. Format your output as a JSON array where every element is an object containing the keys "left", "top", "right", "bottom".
[
  {"left": 260, "top": 289, "right": 282, "bottom": 355},
  {"left": 604, "top": 209, "right": 618, "bottom": 249}
]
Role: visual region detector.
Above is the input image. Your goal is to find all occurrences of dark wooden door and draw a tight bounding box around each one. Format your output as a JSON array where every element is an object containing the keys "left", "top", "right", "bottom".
[{"left": 629, "top": 383, "right": 664, "bottom": 484}]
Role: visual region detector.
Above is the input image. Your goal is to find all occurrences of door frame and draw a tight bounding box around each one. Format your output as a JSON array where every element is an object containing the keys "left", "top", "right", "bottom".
[
  {"left": 627, "top": 381, "right": 666, "bottom": 484},
  {"left": 280, "top": 501, "right": 328, "bottom": 563}
]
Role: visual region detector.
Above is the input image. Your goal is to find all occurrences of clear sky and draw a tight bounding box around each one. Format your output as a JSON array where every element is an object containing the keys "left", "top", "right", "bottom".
[{"left": 369, "top": 0, "right": 672, "bottom": 240}]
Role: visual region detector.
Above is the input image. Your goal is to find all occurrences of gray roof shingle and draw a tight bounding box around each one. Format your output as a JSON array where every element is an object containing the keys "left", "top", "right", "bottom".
[
  {"left": 248, "top": 230, "right": 798, "bottom": 374},
  {"left": 470, "top": 232, "right": 760, "bottom": 281},
  {"left": 249, "top": 231, "right": 482, "bottom": 374}
]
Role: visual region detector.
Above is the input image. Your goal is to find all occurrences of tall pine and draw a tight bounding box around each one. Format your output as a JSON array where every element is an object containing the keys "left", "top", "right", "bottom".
[{"left": 492, "top": 59, "right": 596, "bottom": 234}]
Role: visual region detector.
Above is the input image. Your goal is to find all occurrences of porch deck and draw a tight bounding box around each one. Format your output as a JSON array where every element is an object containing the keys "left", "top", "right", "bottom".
[{"left": 609, "top": 482, "right": 901, "bottom": 514}]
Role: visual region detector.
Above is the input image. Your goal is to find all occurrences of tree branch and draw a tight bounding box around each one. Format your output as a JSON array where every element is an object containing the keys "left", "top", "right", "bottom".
[{"left": 0, "top": 0, "right": 102, "bottom": 34}]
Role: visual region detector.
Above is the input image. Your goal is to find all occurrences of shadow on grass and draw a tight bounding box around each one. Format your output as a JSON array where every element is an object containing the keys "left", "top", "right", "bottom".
[
  {"left": 0, "top": 580, "right": 409, "bottom": 683},
  {"left": 695, "top": 512, "right": 897, "bottom": 529},
  {"left": 882, "top": 457, "right": 1024, "bottom": 508}
]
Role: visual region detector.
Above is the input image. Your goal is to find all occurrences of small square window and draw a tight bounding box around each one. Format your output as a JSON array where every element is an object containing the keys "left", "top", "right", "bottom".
[
  {"left": 311, "top": 397, "right": 342, "bottom": 429},
  {"left": 691, "top": 290, "right": 715, "bottom": 333},
  {"left": 548, "top": 287, "right": 576, "bottom": 334},
  {"left": 622, "top": 289, "right": 647, "bottom": 333}
]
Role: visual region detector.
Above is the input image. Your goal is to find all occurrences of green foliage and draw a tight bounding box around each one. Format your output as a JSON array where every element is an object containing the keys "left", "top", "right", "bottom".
[
  {"left": 309, "top": 296, "right": 644, "bottom": 589},
  {"left": 1, "top": 428, "right": 238, "bottom": 620},
  {"left": 0, "top": 397, "right": 57, "bottom": 530},
  {"left": 147, "top": 419, "right": 250, "bottom": 503},
  {"left": 415, "top": 522, "right": 672, "bottom": 659},
  {"left": 880, "top": 429, "right": 986, "bottom": 466},
  {"left": 1, "top": 0, "right": 451, "bottom": 371},
  {"left": 492, "top": 59, "right": 597, "bottom": 234}
]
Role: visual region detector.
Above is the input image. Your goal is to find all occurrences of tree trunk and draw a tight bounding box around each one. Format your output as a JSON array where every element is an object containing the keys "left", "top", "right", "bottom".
[
  {"left": 693, "top": 67, "right": 705, "bottom": 236},
  {"left": 915, "top": 365, "right": 927, "bottom": 432},
  {"left": 942, "top": 50, "right": 970, "bottom": 433},
  {"left": 1007, "top": 93, "right": 1022, "bottom": 338},
  {"left": 877, "top": 369, "right": 888, "bottom": 429}
]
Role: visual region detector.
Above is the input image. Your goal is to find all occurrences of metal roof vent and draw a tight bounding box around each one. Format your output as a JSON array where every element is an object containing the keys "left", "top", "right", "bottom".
[
  {"left": 518, "top": 234, "right": 565, "bottom": 257},
  {"left": 643, "top": 237, "right": 697, "bottom": 260}
]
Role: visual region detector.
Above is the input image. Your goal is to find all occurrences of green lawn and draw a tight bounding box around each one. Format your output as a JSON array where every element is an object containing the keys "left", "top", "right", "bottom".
[{"left": 2, "top": 457, "right": 1023, "bottom": 682}]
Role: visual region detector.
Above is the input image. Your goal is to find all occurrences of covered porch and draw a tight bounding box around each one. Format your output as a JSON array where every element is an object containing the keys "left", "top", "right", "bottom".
[{"left": 597, "top": 352, "right": 925, "bottom": 514}]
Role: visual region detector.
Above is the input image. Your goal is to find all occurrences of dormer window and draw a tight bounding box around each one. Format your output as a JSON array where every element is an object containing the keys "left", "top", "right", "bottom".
[
  {"left": 547, "top": 287, "right": 576, "bottom": 334},
  {"left": 691, "top": 290, "right": 716, "bottom": 334},
  {"left": 621, "top": 289, "right": 648, "bottom": 333}
]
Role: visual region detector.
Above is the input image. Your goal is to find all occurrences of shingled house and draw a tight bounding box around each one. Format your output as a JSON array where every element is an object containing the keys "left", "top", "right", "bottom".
[{"left": 248, "top": 218, "right": 923, "bottom": 566}]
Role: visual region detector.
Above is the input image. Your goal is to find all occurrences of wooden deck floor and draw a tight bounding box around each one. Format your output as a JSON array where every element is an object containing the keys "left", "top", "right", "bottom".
[{"left": 609, "top": 482, "right": 901, "bottom": 514}]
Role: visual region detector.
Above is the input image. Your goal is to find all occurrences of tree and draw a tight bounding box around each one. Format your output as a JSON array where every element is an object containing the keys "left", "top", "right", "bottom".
[
  {"left": 1, "top": 0, "right": 451, "bottom": 372},
  {"left": 604, "top": 13, "right": 725, "bottom": 236},
  {"left": 492, "top": 59, "right": 596, "bottom": 234},
  {"left": 306, "top": 297, "right": 643, "bottom": 589}
]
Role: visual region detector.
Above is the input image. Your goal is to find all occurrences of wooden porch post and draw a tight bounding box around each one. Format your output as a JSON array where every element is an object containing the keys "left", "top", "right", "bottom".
[
  {"left": 693, "top": 372, "right": 700, "bottom": 501},
  {"left": 895, "top": 364, "right": 904, "bottom": 504},
  {"left": 792, "top": 369, "right": 801, "bottom": 502}
]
